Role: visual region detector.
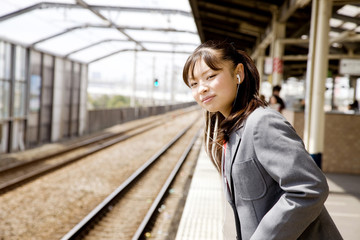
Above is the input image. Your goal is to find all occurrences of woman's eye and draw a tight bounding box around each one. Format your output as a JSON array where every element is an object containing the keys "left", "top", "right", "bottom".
[
  {"left": 207, "top": 74, "right": 216, "bottom": 80},
  {"left": 190, "top": 82, "right": 197, "bottom": 88}
]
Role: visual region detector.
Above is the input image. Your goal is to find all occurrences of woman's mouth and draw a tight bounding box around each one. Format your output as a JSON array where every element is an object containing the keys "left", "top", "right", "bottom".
[{"left": 201, "top": 96, "right": 214, "bottom": 103}]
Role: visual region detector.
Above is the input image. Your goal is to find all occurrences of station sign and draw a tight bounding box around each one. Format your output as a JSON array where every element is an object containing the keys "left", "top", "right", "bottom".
[{"left": 339, "top": 59, "right": 360, "bottom": 76}]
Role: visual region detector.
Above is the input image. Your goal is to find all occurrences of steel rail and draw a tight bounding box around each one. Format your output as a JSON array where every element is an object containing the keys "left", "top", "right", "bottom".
[
  {"left": 61, "top": 120, "right": 199, "bottom": 240},
  {"left": 132, "top": 127, "right": 201, "bottom": 240},
  {"left": 0, "top": 107, "right": 198, "bottom": 194},
  {"left": 0, "top": 121, "right": 152, "bottom": 174},
  {"left": 0, "top": 121, "right": 163, "bottom": 194}
]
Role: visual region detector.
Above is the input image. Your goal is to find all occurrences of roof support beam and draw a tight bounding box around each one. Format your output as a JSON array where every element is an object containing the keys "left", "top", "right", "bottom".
[
  {"left": 91, "top": 5, "right": 191, "bottom": 17},
  {"left": 0, "top": 2, "right": 64, "bottom": 22},
  {"left": 329, "top": 30, "right": 360, "bottom": 44},
  {"left": 198, "top": 1, "right": 270, "bottom": 23},
  {"left": 188, "top": 0, "right": 205, "bottom": 42},
  {"left": 282, "top": 54, "right": 360, "bottom": 61},
  {"left": 200, "top": 12, "right": 263, "bottom": 37},
  {"left": 251, "top": 30, "right": 274, "bottom": 59},
  {"left": 76, "top": 0, "right": 146, "bottom": 50},
  {"left": 279, "top": 0, "right": 311, "bottom": 22},
  {"left": 0, "top": 2, "right": 191, "bottom": 22},
  {"left": 202, "top": 27, "right": 255, "bottom": 43},
  {"left": 88, "top": 49, "right": 192, "bottom": 64},
  {"left": 30, "top": 24, "right": 197, "bottom": 47},
  {"left": 290, "top": 21, "right": 311, "bottom": 38},
  {"left": 253, "top": 0, "right": 311, "bottom": 58},
  {"left": 224, "top": 0, "right": 278, "bottom": 13},
  {"left": 279, "top": 0, "right": 299, "bottom": 23},
  {"left": 279, "top": 38, "right": 309, "bottom": 44},
  {"left": 65, "top": 39, "right": 198, "bottom": 57},
  {"left": 30, "top": 25, "right": 94, "bottom": 46},
  {"left": 333, "top": 13, "right": 360, "bottom": 25}
]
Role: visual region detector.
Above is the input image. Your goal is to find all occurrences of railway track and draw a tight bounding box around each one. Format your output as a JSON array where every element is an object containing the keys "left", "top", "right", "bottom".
[
  {"left": 0, "top": 107, "right": 197, "bottom": 194},
  {"left": 61, "top": 121, "right": 202, "bottom": 240}
]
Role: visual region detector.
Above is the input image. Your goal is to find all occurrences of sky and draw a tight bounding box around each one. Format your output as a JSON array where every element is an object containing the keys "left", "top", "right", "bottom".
[{"left": 87, "top": 48, "right": 195, "bottom": 102}]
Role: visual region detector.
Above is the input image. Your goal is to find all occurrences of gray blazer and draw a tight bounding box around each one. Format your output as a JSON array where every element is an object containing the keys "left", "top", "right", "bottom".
[{"left": 222, "top": 107, "right": 342, "bottom": 240}]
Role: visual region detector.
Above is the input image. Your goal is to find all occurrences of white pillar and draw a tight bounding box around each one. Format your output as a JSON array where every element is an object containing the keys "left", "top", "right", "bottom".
[
  {"left": 51, "top": 57, "right": 65, "bottom": 142},
  {"left": 304, "top": 0, "right": 332, "bottom": 168},
  {"left": 78, "top": 64, "right": 88, "bottom": 136},
  {"left": 256, "top": 48, "right": 265, "bottom": 89},
  {"left": 272, "top": 22, "right": 285, "bottom": 86}
]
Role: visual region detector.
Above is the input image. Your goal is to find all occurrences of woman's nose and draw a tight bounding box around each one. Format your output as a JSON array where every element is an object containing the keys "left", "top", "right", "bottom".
[{"left": 198, "top": 81, "right": 209, "bottom": 94}]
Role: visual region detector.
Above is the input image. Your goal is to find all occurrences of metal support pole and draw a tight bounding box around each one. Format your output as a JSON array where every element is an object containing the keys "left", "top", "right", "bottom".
[
  {"left": 7, "top": 44, "right": 15, "bottom": 152},
  {"left": 131, "top": 49, "right": 137, "bottom": 108},
  {"left": 170, "top": 52, "right": 175, "bottom": 103},
  {"left": 304, "top": 0, "right": 332, "bottom": 168},
  {"left": 163, "top": 65, "right": 168, "bottom": 104},
  {"left": 331, "top": 76, "right": 336, "bottom": 110},
  {"left": 151, "top": 56, "right": 155, "bottom": 105}
]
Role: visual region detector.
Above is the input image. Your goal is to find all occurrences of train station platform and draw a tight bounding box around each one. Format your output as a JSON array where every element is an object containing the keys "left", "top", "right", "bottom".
[{"left": 175, "top": 145, "right": 360, "bottom": 240}]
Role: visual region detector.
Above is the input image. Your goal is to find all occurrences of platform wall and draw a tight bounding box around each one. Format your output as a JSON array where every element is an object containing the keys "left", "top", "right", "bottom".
[
  {"left": 283, "top": 110, "right": 360, "bottom": 174},
  {"left": 0, "top": 39, "right": 88, "bottom": 153},
  {"left": 86, "top": 102, "right": 197, "bottom": 134}
]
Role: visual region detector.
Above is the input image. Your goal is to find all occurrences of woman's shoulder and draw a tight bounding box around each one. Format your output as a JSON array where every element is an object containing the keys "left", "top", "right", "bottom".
[
  {"left": 232, "top": 107, "right": 286, "bottom": 136},
  {"left": 244, "top": 107, "right": 286, "bottom": 131},
  {"left": 249, "top": 106, "right": 282, "bottom": 121}
]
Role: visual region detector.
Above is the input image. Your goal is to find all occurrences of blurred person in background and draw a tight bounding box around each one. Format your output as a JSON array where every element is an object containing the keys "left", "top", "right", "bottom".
[
  {"left": 348, "top": 99, "right": 359, "bottom": 113},
  {"left": 269, "top": 85, "right": 285, "bottom": 113}
]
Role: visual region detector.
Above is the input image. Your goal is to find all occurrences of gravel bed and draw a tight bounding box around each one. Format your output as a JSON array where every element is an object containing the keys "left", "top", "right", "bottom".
[
  {"left": 146, "top": 136, "right": 203, "bottom": 240},
  {"left": 82, "top": 118, "right": 203, "bottom": 240},
  {"left": 0, "top": 109, "right": 201, "bottom": 240}
]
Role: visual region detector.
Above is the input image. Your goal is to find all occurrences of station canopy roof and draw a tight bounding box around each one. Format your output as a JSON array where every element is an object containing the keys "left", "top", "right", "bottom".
[
  {"left": 188, "top": 0, "right": 360, "bottom": 78},
  {"left": 0, "top": 0, "right": 201, "bottom": 64},
  {"left": 189, "top": 0, "right": 360, "bottom": 54}
]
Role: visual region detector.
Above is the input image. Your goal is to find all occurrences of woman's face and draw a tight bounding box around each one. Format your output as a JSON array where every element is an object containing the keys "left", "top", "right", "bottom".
[{"left": 188, "top": 57, "right": 239, "bottom": 117}]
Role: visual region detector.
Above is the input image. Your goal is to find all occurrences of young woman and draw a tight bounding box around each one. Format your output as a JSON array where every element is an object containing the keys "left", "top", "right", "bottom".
[{"left": 182, "top": 40, "right": 342, "bottom": 240}]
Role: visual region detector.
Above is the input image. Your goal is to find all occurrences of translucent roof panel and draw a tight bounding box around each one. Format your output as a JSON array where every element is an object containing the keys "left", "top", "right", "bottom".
[
  {"left": 0, "top": 7, "right": 106, "bottom": 45},
  {"left": 337, "top": 5, "right": 360, "bottom": 17},
  {"left": 83, "top": 0, "right": 191, "bottom": 12},
  {"left": 102, "top": 11, "right": 197, "bottom": 33},
  {"left": 0, "top": 10, "right": 64, "bottom": 45},
  {"left": 330, "top": 18, "right": 343, "bottom": 28},
  {"left": 341, "top": 22, "right": 357, "bottom": 31},
  {"left": 329, "top": 31, "right": 340, "bottom": 38},
  {"left": 142, "top": 43, "right": 198, "bottom": 53},
  {"left": 36, "top": 27, "right": 127, "bottom": 56},
  {"left": 124, "top": 30, "right": 199, "bottom": 44},
  {"left": 0, "top": 0, "right": 200, "bottom": 63},
  {"left": 0, "top": 0, "right": 75, "bottom": 16},
  {"left": 70, "top": 41, "right": 136, "bottom": 62}
]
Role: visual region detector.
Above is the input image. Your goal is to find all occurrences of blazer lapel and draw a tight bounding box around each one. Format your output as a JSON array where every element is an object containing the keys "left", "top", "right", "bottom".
[{"left": 225, "top": 127, "right": 244, "bottom": 201}]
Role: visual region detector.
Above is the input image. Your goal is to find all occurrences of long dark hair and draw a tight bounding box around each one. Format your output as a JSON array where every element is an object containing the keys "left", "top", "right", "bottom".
[{"left": 183, "top": 40, "right": 267, "bottom": 171}]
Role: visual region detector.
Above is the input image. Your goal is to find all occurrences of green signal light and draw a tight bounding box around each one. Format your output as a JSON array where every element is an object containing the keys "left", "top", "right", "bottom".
[{"left": 154, "top": 79, "right": 159, "bottom": 87}]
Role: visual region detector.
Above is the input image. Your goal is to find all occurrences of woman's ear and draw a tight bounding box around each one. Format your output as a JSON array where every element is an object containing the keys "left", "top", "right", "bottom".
[{"left": 236, "top": 63, "right": 245, "bottom": 84}]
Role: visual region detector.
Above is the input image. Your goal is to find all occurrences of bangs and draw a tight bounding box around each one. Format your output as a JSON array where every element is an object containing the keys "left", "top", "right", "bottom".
[{"left": 183, "top": 48, "right": 223, "bottom": 87}]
